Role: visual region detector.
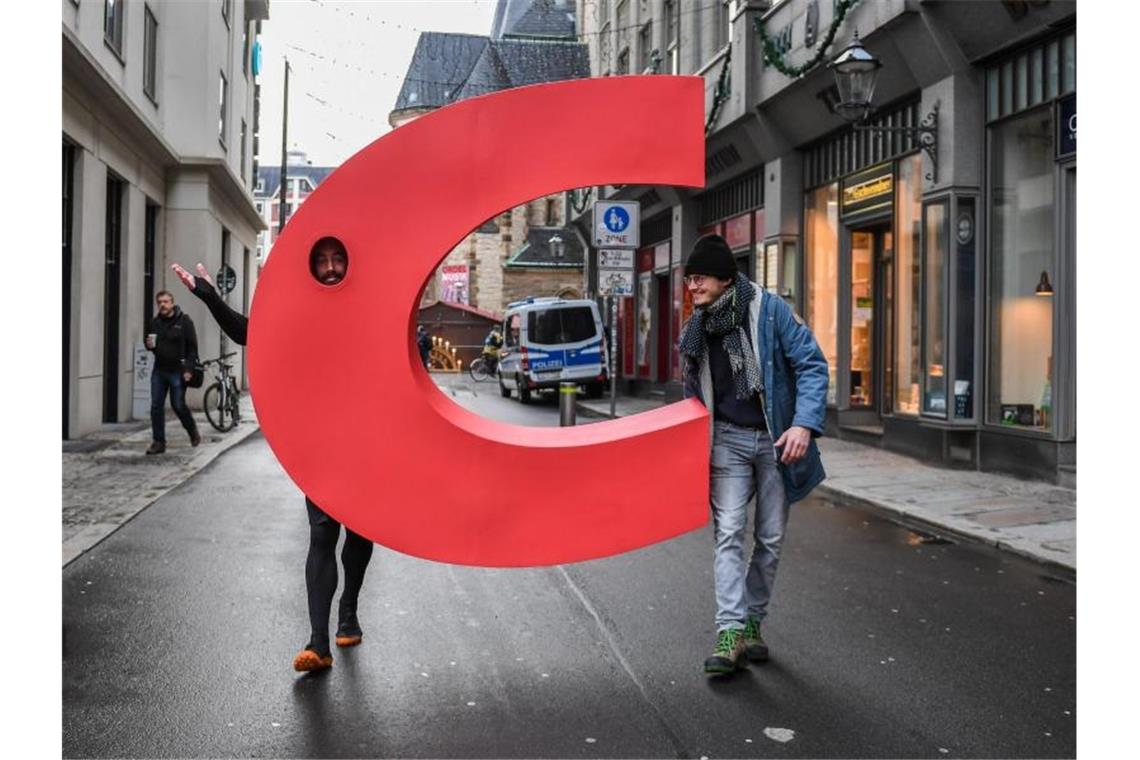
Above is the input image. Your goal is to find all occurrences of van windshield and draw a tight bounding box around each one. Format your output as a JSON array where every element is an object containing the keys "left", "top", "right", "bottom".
[{"left": 528, "top": 306, "right": 596, "bottom": 344}]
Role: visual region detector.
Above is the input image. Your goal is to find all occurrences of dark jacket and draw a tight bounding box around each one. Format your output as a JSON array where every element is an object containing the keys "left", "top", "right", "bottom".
[
  {"left": 149, "top": 307, "right": 198, "bottom": 372},
  {"left": 682, "top": 282, "right": 829, "bottom": 504},
  {"left": 191, "top": 278, "right": 248, "bottom": 346}
]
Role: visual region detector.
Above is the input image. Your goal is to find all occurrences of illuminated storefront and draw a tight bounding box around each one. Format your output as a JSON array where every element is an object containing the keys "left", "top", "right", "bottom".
[
  {"left": 980, "top": 30, "right": 1076, "bottom": 478},
  {"left": 796, "top": 26, "right": 1075, "bottom": 481},
  {"left": 572, "top": 0, "right": 1075, "bottom": 482}
]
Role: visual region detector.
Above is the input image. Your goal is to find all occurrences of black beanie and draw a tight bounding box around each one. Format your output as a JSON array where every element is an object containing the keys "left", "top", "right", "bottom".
[{"left": 684, "top": 234, "right": 737, "bottom": 279}]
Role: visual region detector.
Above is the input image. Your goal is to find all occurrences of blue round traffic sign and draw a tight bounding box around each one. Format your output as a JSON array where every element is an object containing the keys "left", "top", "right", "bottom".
[{"left": 603, "top": 206, "right": 630, "bottom": 233}]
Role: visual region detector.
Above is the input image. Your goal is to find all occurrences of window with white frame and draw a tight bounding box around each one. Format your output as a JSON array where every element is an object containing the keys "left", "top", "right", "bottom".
[
  {"left": 218, "top": 71, "right": 228, "bottom": 147},
  {"left": 143, "top": 6, "right": 158, "bottom": 102},
  {"left": 242, "top": 19, "right": 250, "bottom": 77},
  {"left": 104, "top": 0, "right": 125, "bottom": 57},
  {"left": 714, "top": 0, "right": 730, "bottom": 54},
  {"left": 240, "top": 120, "right": 247, "bottom": 181},
  {"left": 600, "top": 22, "right": 612, "bottom": 72},
  {"left": 616, "top": 0, "right": 629, "bottom": 49},
  {"left": 638, "top": 21, "right": 653, "bottom": 72},
  {"left": 666, "top": 0, "right": 680, "bottom": 74}
]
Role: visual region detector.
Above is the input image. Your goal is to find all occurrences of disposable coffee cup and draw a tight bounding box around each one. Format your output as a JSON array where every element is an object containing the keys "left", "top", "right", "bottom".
[{"left": 146, "top": 333, "right": 157, "bottom": 348}]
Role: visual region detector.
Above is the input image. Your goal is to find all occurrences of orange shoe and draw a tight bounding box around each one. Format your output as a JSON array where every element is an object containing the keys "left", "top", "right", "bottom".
[
  {"left": 293, "top": 649, "right": 333, "bottom": 672},
  {"left": 335, "top": 633, "right": 363, "bottom": 648}
]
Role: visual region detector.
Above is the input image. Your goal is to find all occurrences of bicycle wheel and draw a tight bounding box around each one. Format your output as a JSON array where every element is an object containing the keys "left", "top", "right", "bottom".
[
  {"left": 203, "top": 382, "right": 236, "bottom": 432},
  {"left": 226, "top": 379, "right": 241, "bottom": 421},
  {"left": 469, "top": 357, "right": 489, "bottom": 382}
]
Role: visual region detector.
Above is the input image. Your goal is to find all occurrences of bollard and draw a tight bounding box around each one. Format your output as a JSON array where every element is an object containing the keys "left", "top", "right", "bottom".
[{"left": 559, "top": 382, "right": 577, "bottom": 427}]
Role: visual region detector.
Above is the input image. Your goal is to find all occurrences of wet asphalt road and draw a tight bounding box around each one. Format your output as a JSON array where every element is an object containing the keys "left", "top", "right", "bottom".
[{"left": 63, "top": 381, "right": 1076, "bottom": 758}]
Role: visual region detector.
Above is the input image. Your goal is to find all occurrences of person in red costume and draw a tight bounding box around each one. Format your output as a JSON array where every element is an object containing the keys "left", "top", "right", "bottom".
[{"left": 171, "top": 237, "right": 373, "bottom": 674}]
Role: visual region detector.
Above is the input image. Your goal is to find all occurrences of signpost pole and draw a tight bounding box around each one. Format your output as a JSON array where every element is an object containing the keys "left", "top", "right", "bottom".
[
  {"left": 594, "top": 201, "right": 640, "bottom": 422},
  {"left": 610, "top": 295, "right": 618, "bottom": 419}
]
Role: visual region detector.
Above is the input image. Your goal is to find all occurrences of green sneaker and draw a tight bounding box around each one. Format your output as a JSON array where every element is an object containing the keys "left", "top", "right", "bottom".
[
  {"left": 703, "top": 628, "right": 747, "bottom": 674},
  {"left": 743, "top": 617, "right": 769, "bottom": 662}
]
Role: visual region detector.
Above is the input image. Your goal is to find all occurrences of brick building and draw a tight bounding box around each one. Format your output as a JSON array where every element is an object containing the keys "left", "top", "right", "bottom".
[{"left": 388, "top": 0, "right": 589, "bottom": 315}]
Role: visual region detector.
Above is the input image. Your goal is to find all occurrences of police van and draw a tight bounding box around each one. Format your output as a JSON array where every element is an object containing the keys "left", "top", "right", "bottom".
[{"left": 497, "top": 297, "right": 608, "bottom": 403}]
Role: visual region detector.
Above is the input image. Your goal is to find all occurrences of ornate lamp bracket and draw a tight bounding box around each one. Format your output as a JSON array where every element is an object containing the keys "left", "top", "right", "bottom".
[{"left": 853, "top": 101, "right": 939, "bottom": 183}]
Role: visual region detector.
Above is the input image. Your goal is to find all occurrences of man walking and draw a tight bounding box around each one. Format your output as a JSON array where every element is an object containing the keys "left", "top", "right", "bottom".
[
  {"left": 145, "top": 290, "right": 201, "bottom": 455},
  {"left": 171, "top": 240, "right": 374, "bottom": 674},
  {"left": 679, "top": 234, "right": 829, "bottom": 675}
]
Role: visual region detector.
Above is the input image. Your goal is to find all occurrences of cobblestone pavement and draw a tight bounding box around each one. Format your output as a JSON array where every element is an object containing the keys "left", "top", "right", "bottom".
[{"left": 62, "top": 395, "right": 259, "bottom": 566}]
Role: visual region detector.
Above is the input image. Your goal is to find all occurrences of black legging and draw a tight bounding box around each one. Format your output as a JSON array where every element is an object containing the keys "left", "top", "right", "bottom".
[{"left": 304, "top": 498, "right": 374, "bottom": 657}]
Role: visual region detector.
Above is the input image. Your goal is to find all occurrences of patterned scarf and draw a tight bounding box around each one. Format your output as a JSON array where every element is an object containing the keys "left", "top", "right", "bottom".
[{"left": 679, "top": 271, "right": 763, "bottom": 400}]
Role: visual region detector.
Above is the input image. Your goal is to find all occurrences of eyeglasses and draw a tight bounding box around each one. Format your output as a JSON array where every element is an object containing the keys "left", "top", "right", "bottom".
[{"left": 683, "top": 274, "right": 711, "bottom": 287}]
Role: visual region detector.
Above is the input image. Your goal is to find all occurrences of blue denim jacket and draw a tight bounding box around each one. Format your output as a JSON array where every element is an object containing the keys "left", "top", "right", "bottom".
[{"left": 682, "top": 282, "right": 829, "bottom": 504}]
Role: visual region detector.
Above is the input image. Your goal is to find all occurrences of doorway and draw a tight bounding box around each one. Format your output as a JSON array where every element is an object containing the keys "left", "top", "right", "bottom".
[
  {"left": 63, "top": 143, "right": 75, "bottom": 439},
  {"left": 848, "top": 224, "right": 893, "bottom": 421},
  {"left": 103, "top": 175, "right": 124, "bottom": 423}
]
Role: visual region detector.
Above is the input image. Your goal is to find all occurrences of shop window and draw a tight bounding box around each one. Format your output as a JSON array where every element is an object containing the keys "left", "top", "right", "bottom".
[
  {"left": 781, "top": 241, "right": 798, "bottom": 304},
  {"left": 761, "top": 242, "right": 778, "bottom": 292},
  {"left": 1045, "top": 40, "right": 1059, "bottom": 100},
  {"left": 923, "top": 201, "right": 949, "bottom": 417},
  {"left": 987, "top": 108, "right": 1055, "bottom": 431},
  {"left": 1061, "top": 34, "right": 1075, "bottom": 93},
  {"left": 988, "top": 32, "right": 1074, "bottom": 122},
  {"left": 894, "top": 154, "right": 923, "bottom": 415},
  {"left": 804, "top": 184, "right": 839, "bottom": 405},
  {"left": 850, "top": 232, "right": 873, "bottom": 407}
]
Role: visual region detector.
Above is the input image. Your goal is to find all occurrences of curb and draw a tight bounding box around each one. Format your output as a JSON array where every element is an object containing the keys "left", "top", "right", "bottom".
[
  {"left": 815, "top": 483, "right": 1076, "bottom": 583},
  {"left": 577, "top": 396, "right": 1075, "bottom": 582},
  {"left": 62, "top": 418, "right": 262, "bottom": 568},
  {"left": 575, "top": 401, "right": 615, "bottom": 420}
]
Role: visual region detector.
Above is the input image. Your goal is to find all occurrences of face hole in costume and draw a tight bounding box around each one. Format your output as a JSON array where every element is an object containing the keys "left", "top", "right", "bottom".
[{"left": 310, "top": 236, "right": 349, "bottom": 287}]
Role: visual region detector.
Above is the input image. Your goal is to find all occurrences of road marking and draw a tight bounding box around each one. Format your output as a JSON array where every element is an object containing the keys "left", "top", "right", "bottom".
[{"left": 556, "top": 565, "right": 690, "bottom": 758}]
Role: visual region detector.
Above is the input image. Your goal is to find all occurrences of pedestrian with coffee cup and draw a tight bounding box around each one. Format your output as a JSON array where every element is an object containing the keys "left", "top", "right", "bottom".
[{"left": 144, "top": 290, "right": 201, "bottom": 455}]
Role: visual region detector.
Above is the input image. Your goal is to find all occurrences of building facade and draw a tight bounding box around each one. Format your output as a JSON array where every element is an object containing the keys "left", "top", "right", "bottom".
[
  {"left": 253, "top": 148, "right": 335, "bottom": 263},
  {"left": 389, "top": 0, "right": 590, "bottom": 315},
  {"left": 63, "top": 0, "right": 268, "bottom": 439},
  {"left": 572, "top": 0, "right": 1076, "bottom": 484}
]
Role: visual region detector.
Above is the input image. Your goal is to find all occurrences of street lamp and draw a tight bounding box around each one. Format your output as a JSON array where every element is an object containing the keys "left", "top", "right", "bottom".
[
  {"left": 548, "top": 234, "right": 565, "bottom": 260},
  {"left": 829, "top": 31, "right": 941, "bottom": 182},
  {"left": 829, "top": 31, "right": 881, "bottom": 123}
]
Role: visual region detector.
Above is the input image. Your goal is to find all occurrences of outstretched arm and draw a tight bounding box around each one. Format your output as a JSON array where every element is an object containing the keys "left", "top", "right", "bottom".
[{"left": 172, "top": 262, "right": 249, "bottom": 346}]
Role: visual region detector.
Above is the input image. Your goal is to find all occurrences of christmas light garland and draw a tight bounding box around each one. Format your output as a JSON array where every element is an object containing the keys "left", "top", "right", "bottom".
[{"left": 754, "top": 0, "right": 860, "bottom": 79}]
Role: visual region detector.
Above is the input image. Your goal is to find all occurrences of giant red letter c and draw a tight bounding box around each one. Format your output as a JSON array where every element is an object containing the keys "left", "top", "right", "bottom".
[{"left": 248, "top": 76, "right": 709, "bottom": 567}]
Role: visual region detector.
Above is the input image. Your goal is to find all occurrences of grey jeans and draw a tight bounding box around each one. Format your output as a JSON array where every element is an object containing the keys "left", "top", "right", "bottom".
[{"left": 710, "top": 420, "right": 789, "bottom": 632}]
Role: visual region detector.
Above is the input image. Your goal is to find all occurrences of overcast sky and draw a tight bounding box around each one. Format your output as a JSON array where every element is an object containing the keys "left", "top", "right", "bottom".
[{"left": 256, "top": 0, "right": 500, "bottom": 168}]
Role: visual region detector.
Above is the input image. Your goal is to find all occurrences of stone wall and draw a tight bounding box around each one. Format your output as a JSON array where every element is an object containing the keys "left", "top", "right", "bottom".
[
  {"left": 502, "top": 268, "right": 584, "bottom": 306},
  {"left": 425, "top": 193, "right": 572, "bottom": 313}
]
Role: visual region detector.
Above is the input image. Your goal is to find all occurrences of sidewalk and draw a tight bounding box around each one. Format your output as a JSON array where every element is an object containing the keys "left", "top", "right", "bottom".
[
  {"left": 62, "top": 395, "right": 260, "bottom": 566},
  {"left": 578, "top": 395, "right": 1076, "bottom": 577}
]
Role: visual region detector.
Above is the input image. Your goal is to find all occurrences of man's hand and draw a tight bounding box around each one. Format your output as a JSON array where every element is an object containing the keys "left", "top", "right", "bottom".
[
  {"left": 182, "top": 370, "right": 192, "bottom": 382},
  {"left": 171, "top": 262, "right": 215, "bottom": 291},
  {"left": 774, "top": 425, "right": 812, "bottom": 464}
]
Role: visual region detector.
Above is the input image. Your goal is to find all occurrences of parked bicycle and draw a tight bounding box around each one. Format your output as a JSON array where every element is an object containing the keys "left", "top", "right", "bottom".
[
  {"left": 202, "top": 352, "right": 241, "bottom": 432},
  {"left": 468, "top": 354, "right": 499, "bottom": 382}
]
